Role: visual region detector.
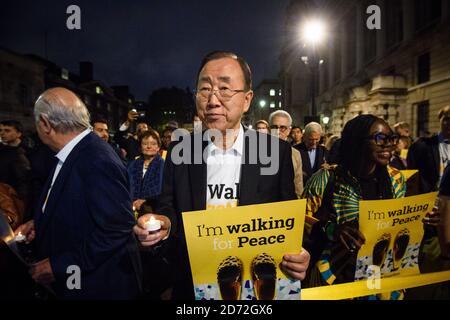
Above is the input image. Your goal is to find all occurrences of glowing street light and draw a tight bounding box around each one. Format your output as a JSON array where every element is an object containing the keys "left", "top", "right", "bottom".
[
  {"left": 300, "top": 18, "right": 327, "bottom": 119},
  {"left": 322, "top": 116, "right": 330, "bottom": 125},
  {"left": 259, "top": 100, "right": 266, "bottom": 108},
  {"left": 302, "top": 19, "right": 326, "bottom": 46}
]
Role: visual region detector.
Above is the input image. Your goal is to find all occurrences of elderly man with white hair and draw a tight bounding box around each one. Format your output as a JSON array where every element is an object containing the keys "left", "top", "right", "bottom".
[
  {"left": 294, "top": 121, "right": 328, "bottom": 184},
  {"left": 269, "top": 110, "right": 304, "bottom": 197},
  {"left": 14, "top": 87, "right": 142, "bottom": 299}
]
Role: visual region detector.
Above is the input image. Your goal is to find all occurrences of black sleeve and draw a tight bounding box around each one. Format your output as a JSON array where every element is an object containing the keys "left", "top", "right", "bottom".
[
  {"left": 407, "top": 139, "right": 422, "bottom": 170},
  {"left": 10, "top": 150, "right": 31, "bottom": 209},
  {"left": 440, "top": 165, "right": 450, "bottom": 196},
  {"left": 153, "top": 143, "right": 178, "bottom": 236}
]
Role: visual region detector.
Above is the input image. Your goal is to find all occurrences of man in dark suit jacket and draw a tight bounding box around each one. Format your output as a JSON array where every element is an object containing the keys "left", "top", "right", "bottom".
[
  {"left": 134, "top": 51, "right": 310, "bottom": 299},
  {"left": 294, "top": 122, "right": 328, "bottom": 185},
  {"left": 408, "top": 106, "right": 450, "bottom": 193},
  {"left": 15, "top": 87, "right": 141, "bottom": 299}
]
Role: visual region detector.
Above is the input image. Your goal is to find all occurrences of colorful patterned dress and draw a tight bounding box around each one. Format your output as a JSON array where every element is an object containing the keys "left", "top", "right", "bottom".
[{"left": 302, "top": 165, "right": 406, "bottom": 298}]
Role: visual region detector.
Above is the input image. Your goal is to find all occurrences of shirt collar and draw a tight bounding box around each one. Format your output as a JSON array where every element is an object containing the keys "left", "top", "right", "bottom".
[
  {"left": 208, "top": 124, "right": 244, "bottom": 156},
  {"left": 55, "top": 129, "right": 91, "bottom": 163}
]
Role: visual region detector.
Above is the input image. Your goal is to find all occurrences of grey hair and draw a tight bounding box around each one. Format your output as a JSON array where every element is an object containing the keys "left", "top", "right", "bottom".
[
  {"left": 304, "top": 122, "right": 323, "bottom": 136},
  {"left": 34, "top": 90, "right": 91, "bottom": 134},
  {"left": 268, "top": 110, "right": 292, "bottom": 127}
]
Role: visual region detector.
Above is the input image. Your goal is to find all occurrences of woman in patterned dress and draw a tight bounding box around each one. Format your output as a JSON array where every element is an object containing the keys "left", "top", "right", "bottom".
[{"left": 302, "top": 115, "right": 406, "bottom": 298}]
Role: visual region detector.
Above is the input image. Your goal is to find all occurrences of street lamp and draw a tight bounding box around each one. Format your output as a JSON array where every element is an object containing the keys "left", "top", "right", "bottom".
[
  {"left": 300, "top": 19, "right": 327, "bottom": 119},
  {"left": 259, "top": 100, "right": 266, "bottom": 108}
]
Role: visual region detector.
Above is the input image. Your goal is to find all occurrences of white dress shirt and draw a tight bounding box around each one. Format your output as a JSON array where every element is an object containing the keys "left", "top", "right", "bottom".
[{"left": 206, "top": 125, "right": 244, "bottom": 210}]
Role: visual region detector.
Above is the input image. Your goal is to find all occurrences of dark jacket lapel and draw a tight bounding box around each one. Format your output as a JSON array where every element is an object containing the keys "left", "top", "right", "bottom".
[
  {"left": 239, "top": 129, "right": 260, "bottom": 205},
  {"left": 188, "top": 133, "right": 208, "bottom": 211}
]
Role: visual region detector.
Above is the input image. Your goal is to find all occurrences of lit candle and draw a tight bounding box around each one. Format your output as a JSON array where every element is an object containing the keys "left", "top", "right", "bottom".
[
  {"left": 133, "top": 206, "right": 138, "bottom": 220},
  {"left": 14, "top": 231, "right": 26, "bottom": 242},
  {"left": 144, "top": 216, "right": 161, "bottom": 233}
]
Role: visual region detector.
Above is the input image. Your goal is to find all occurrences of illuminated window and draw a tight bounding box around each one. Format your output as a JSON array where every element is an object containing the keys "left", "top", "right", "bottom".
[
  {"left": 128, "top": 98, "right": 132, "bottom": 104},
  {"left": 269, "top": 89, "right": 275, "bottom": 96},
  {"left": 279, "top": 89, "right": 282, "bottom": 96},
  {"left": 279, "top": 102, "right": 282, "bottom": 108},
  {"left": 95, "top": 86, "right": 103, "bottom": 95},
  {"left": 61, "top": 68, "right": 69, "bottom": 80},
  {"left": 270, "top": 102, "right": 275, "bottom": 108}
]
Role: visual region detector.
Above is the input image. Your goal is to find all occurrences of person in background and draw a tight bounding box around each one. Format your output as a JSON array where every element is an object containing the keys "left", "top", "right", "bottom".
[
  {"left": 92, "top": 116, "right": 127, "bottom": 164},
  {"left": 127, "top": 129, "right": 164, "bottom": 214},
  {"left": 160, "top": 127, "right": 174, "bottom": 152},
  {"left": 294, "top": 122, "right": 328, "bottom": 184},
  {"left": 390, "top": 136, "right": 410, "bottom": 170},
  {"left": 115, "top": 109, "right": 149, "bottom": 161},
  {"left": 324, "top": 134, "right": 339, "bottom": 152},
  {"left": 193, "top": 115, "right": 203, "bottom": 132},
  {"left": 269, "top": 110, "right": 304, "bottom": 197},
  {"left": 290, "top": 126, "right": 303, "bottom": 146},
  {"left": 394, "top": 121, "right": 411, "bottom": 138},
  {"left": 408, "top": 106, "right": 450, "bottom": 193},
  {"left": 255, "top": 120, "right": 269, "bottom": 134}
]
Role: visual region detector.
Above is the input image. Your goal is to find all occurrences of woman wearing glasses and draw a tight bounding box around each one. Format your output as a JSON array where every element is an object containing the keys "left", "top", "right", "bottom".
[{"left": 302, "top": 114, "right": 407, "bottom": 299}]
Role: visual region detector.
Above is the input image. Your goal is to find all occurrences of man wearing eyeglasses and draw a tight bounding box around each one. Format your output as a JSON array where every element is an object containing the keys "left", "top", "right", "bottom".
[
  {"left": 269, "top": 110, "right": 304, "bottom": 198},
  {"left": 133, "top": 51, "right": 310, "bottom": 300},
  {"left": 294, "top": 122, "right": 329, "bottom": 185}
]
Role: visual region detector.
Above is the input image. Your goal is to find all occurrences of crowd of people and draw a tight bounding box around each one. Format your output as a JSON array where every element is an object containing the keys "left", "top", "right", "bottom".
[{"left": 1, "top": 50, "right": 449, "bottom": 300}]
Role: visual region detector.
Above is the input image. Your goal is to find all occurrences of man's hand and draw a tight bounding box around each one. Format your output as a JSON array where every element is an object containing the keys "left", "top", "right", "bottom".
[
  {"left": 29, "top": 258, "right": 55, "bottom": 285},
  {"left": 280, "top": 248, "right": 310, "bottom": 280},
  {"left": 133, "top": 213, "right": 171, "bottom": 248},
  {"left": 133, "top": 199, "right": 146, "bottom": 211},
  {"left": 14, "top": 220, "right": 35, "bottom": 244},
  {"left": 127, "top": 110, "right": 139, "bottom": 122},
  {"left": 423, "top": 207, "right": 440, "bottom": 227}
]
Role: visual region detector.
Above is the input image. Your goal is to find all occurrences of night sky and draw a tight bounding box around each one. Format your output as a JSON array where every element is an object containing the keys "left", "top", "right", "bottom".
[{"left": 0, "top": 0, "right": 291, "bottom": 100}]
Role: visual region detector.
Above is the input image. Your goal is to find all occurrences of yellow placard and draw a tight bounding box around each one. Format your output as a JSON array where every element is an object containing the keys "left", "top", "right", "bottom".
[
  {"left": 400, "top": 170, "right": 418, "bottom": 181},
  {"left": 302, "top": 270, "right": 450, "bottom": 300},
  {"left": 355, "top": 192, "right": 438, "bottom": 281},
  {"left": 182, "top": 199, "right": 306, "bottom": 300}
]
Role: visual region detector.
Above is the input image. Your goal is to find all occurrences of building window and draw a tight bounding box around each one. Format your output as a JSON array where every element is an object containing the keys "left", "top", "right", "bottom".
[
  {"left": 417, "top": 101, "right": 429, "bottom": 137},
  {"left": 96, "top": 86, "right": 104, "bottom": 95},
  {"left": 270, "top": 102, "right": 275, "bottom": 109},
  {"left": 18, "top": 84, "right": 28, "bottom": 107},
  {"left": 61, "top": 68, "right": 69, "bottom": 80},
  {"left": 278, "top": 102, "right": 282, "bottom": 108},
  {"left": 417, "top": 52, "right": 430, "bottom": 84},
  {"left": 269, "top": 89, "right": 276, "bottom": 96},
  {"left": 415, "top": 0, "right": 441, "bottom": 31},
  {"left": 278, "top": 89, "right": 282, "bottom": 96}
]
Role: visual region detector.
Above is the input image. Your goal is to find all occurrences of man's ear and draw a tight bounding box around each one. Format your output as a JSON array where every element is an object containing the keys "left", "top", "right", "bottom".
[
  {"left": 243, "top": 90, "right": 254, "bottom": 113},
  {"left": 39, "top": 116, "right": 53, "bottom": 134}
]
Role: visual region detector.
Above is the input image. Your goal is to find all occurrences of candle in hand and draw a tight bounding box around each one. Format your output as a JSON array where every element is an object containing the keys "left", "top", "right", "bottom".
[
  {"left": 15, "top": 231, "right": 26, "bottom": 242},
  {"left": 144, "top": 216, "right": 161, "bottom": 233}
]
